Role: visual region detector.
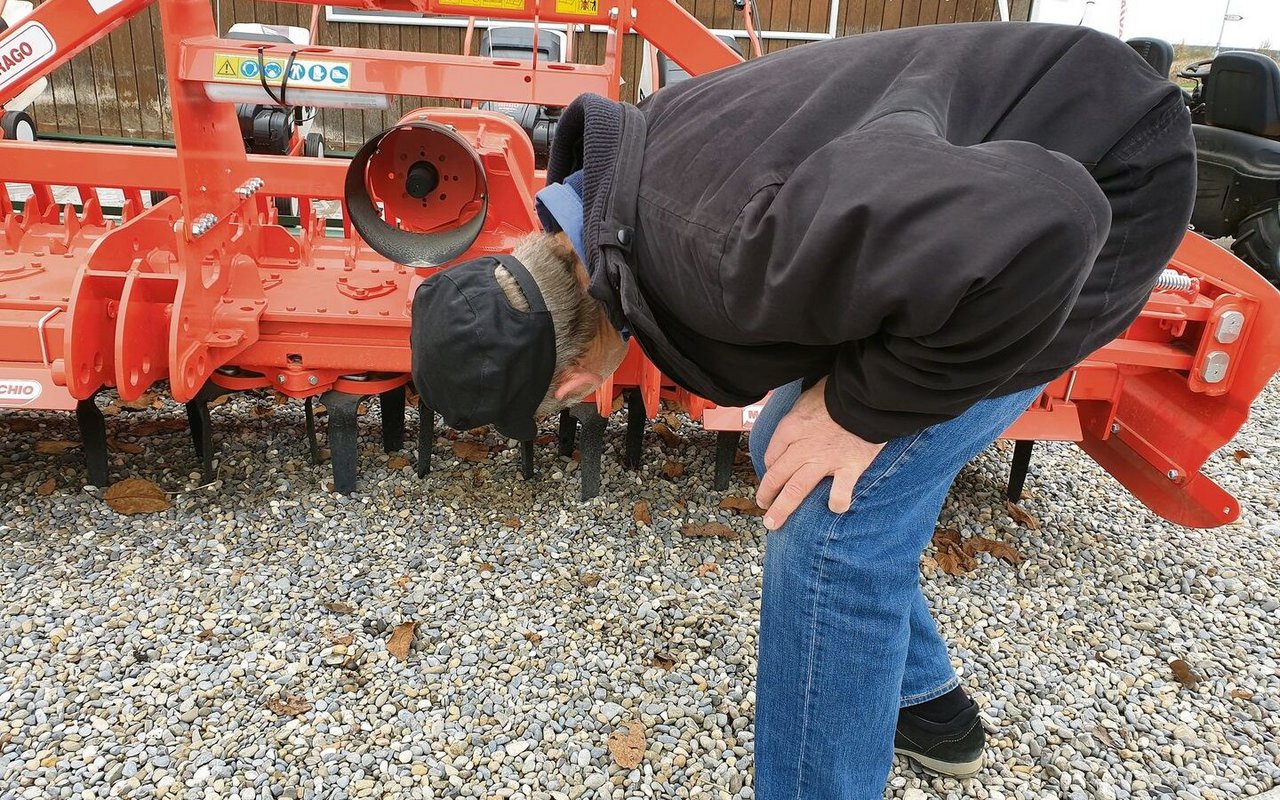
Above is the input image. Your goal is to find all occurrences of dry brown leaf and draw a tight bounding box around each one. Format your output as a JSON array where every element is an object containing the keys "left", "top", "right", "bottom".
[
  {"left": 6, "top": 418, "right": 41, "bottom": 432},
  {"left": 660, "top": 461, "right": 685, "bottom": 479},
  {"left": 932, "top": 528, "right": 976, "bottom": 577},
  {"left": 607, "top": 721, "right": 646, "bottom": 769},
  {"left": 477, "top": 563, "right": 495, "bottom": 574},
  {"left": 387, "top": 621, "right": 418, "bottom": 662},
  {"left": 129, "top": 419, "right": 188, "bottom": 436},
  {"left": 523, "top": 631, "right": 543, "bottom": 645},
  {"left": 393, "top": 576, "right": 412, "bottom": 588},
  {"left": 329, "top": 633, "right": 354, "bottom": 646},
  {"left": 1005, "top": 501, "right": 1041, "bottom": 530},
  {"left": 661, "top": 411, "right": 682, "bottom": 430},
  {"left": 107, "top": 437, "right": 145, "bottom": 454},
  {"left": 681, "top": 522, "right": 740, "bottom": 541},
  {"left": 322, "top": 601, "right": 356, "bottom": 615},
  {"left": 209, "top": 395, "right": 230, "bottom": 408},
  {"left": 1089, "top": 726, "right": 1117, "bottom": 749},
  {"left": 195, "top": 629, "right": 215, "bottom": 642},
  {"left": 1232, "top": 449, "right": 1249, "bottom": 462},
  {"left": 120, "top": 392, "right": 157, "bottom": 411},
  {"left": 534, "top": 433, "right": 557, "bottom": 446},
  {"left": 579, "top": 573, "right": 602, "bottom": 588},
  {"left": 250, "top": 405, "right": 273, "bottom": 418},
  {"left": 651, "top": 423, "right": 681, "bottom": 448},
  {"left": 611, "top": 394, "right": 625, "bottom": 414},
  {"left": 719, "top": 496, "right": 766, "bottom": 517},
  {"left": 265, "top": 695, "right": 312, "bottom": 717},
  {"left": 36, "top": 440, "right": 80, "bottom": 454},
  {"left": 694, "top": 562, "right": 719, "bottom": 577},
  {"left": 1169, "top": 659, "right": 1199, "bottom": 689},
  {"left": 1230, "top": 688, "right": 1254, "bottom": 700},
  {"left": 101, "top": 405, "right": 121, "bottom": 417},
  {"left": 387, "top": 455, "right": 411, "bottom": 470},
  {"left": 503, "top": 517, "right": 521, "bottom": 528},
  {"left": 633, "top": 501, "right": 652, "bottom": 525},
  {"left": 650, "top": 652, "right": 676, "bottom": 671},
  {"left": 452, "top": 441, "right": 490, "bottom": 462},
  {"left": 36, "top": 478, "right": 56, "bottom": 497},
  {"left": 273, "top": 391, "right": 290, "bottom": 406},
  {"left": 104, "top": 479, "right": 171, "bottom": 515},
  {"left": 964, "top": 536, "right": 1023, "bottom": 566}
]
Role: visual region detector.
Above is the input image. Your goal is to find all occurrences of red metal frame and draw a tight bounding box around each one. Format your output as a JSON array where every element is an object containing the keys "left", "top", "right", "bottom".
[{"left": 0, "top": 0, "right": 1277, "bottom": 527}]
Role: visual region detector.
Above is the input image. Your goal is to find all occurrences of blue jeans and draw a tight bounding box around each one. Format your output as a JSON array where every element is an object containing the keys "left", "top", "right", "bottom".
[{"left": 748, "top": 379, "right": 1046, "bottom": 799}]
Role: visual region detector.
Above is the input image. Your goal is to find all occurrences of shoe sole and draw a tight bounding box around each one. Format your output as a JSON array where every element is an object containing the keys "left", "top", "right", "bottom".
[{"left": 894, "top": 747, "right": 985, "bottom": 778}]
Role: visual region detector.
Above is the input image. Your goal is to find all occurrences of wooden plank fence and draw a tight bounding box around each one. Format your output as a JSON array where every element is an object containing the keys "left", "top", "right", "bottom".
[{"left": 28, "top": 0, "right": 1030, "bottom": 150}]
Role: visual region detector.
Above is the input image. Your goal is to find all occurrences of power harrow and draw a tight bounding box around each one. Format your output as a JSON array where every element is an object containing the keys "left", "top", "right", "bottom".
[{"left": 0, "top": 0, "right": 1278, "bottom": 529}]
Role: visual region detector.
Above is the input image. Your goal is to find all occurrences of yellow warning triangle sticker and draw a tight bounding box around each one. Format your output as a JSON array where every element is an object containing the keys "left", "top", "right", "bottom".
[{"left": 215, "top": 57, "right": 237, "bottom": 77}]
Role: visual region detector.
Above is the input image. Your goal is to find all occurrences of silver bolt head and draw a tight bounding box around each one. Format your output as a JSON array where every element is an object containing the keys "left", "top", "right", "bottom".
[
  {"left": 308, "top": 375, "right": 318, "bottom": 385},
  {"left": 277, "top": 375, "right": 287, "bottom": 384},
  {"left": 1166, "top": 469, "right": 1180, "bottom": 480}
]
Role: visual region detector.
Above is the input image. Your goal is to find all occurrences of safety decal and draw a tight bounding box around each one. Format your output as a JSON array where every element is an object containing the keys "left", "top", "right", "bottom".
[
  {"left": 741, "top": 404, "right": 763, "bottom": 429},
  {"left": 0, "top": 378, "right": 43, "bottom": 407},
  {"left": 0, "top": 22, "right": 56, "bottom": 93},
  {"left": 555, "top": 0, "right": 601, "bottom": 16},
  {"left": 212, "top": 52, "right": 353, "bottom": 91},
  {"left": 437, "top": 0, "right": 527, "bottom": 11},
  {"left": 86, "top": 0, "right": 127, "bottom": 13}
]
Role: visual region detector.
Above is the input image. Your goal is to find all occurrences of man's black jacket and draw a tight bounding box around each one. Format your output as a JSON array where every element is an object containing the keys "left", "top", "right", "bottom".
[{"left": 546, "top": 22, "right": 1196, "bottom": 442}]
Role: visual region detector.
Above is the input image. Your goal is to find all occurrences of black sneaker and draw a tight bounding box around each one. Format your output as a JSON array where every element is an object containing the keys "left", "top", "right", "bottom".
[{"left": 894, "top": 701, "right": 986, "bottom": 778}]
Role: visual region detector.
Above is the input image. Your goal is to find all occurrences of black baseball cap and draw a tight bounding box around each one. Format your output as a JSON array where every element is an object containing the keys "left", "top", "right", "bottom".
[{"left": 411, "top": 255, "right": 556, "bottom": 441}]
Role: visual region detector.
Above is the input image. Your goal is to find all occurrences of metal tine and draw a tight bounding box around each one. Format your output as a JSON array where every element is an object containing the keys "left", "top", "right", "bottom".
[
  {"left": 304, "top": 396, "right": 322, "bottom": 465},
  {"left": 569, "top": 403, "right": 607, "bottom": 500},
  {"left": 380, "top": 385, "right": 406, "bottom": 453},
  {"left": 713, "top": 431, "right": 740, "bottom": 491},
  {"left": 623, "top": 388, "right": 645, "bottom": 470},
  {"left": 75, "top": 396, "right": 109, "bottom": 487},
  {"left": 183, "top": 383, "right": 229, "bottom": 483},
  {"left": 322, "top": 390, "right": 363, "bottom": 494},
  {"left": 416, "top": 398, "right": 435, "bottom": 478}
]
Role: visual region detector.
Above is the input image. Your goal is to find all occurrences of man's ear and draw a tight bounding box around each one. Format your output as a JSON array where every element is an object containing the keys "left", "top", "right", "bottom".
[{"left": 554, "top": 367, "right": 599, "bottom": 400}]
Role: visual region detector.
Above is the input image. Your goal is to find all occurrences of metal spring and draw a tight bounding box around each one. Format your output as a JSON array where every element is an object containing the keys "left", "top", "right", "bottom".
[{"left": 1152, "top": 269, "right": 1193, "bottom": 292}]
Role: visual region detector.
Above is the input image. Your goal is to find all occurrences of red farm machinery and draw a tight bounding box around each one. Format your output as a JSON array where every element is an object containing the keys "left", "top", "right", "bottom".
[{"left": 0, "top": 0, "right": 1277, "bottom": 530}]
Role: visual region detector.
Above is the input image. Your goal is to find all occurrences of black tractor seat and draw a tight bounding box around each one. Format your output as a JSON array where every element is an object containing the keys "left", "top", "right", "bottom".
[
  {"left": 1191, "top": 52, "right": 1280, "bottom": 235},
  {"left": 1190, "top": 50, "right": 1280, "bottom": 285}
]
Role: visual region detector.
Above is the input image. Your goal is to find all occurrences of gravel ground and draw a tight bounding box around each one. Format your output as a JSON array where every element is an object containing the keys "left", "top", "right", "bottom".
[{"left": 1, "top": 374, "right": 1277, "bottom": 800}]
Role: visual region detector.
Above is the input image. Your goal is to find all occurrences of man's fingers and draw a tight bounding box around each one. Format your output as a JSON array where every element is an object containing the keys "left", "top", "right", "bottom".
[
  {"left": 762, "top": 423, "right": 795, "bottom": 473},
  {"left": 828, "top": 468, "right": 860, "bottom": 514},
  {"left": 761, "top": 463, "right": 826, "bottom": 531},
  {"left": 755, "top": 448, "right": 799, "bottom": 511}
]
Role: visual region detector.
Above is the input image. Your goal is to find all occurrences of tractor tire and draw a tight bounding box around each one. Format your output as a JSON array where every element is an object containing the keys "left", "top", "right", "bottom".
[
  {"left": 1, "top": 111, "right": 35, "bottom": 142},
  {"left": 1231, "top": 202, "right": 1280, "bottom": 289},
  {"left": 303, "top": 132, "right": 325, "bottom": 159}
]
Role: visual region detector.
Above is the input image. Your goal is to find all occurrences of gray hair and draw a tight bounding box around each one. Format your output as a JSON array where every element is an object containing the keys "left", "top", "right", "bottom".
[{"left": 495, "top": 233, "right": 601, "bottom": 414}]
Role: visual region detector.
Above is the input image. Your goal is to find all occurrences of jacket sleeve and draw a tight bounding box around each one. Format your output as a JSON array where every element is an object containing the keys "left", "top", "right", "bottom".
[{"left": 719, "top": 131, "right": 1112, "bottom": 442}]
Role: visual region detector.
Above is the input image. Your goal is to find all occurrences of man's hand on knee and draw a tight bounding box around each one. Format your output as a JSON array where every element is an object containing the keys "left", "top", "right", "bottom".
[{"left": 756, "top": 378, "right": 885, "bottom": 531}]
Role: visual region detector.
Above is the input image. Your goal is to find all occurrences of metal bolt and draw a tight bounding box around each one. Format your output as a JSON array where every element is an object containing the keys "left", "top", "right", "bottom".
[
  {"left": 1166, "top": 469, "right": 1180, "bottom": 481},
  {"left": 189, "top": 213, "right": 217, "bottom": 237},
  {"left": 308, "top": 375, "right": 318, "bottom": 386},
  {"left": 277, "top": 375, "right": 286, "bottom": 385},
  {"left": 1110, "top": 422, "right": 1121, "bottom": 434}
]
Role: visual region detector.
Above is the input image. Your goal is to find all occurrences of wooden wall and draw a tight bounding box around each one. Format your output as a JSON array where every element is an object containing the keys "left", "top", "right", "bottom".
[{"left": 29, "top": 0, "right": 1028, "bottom": 150}]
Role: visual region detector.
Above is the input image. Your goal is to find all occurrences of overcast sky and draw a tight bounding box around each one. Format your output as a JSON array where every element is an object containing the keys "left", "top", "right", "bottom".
[{"left": 1030, "top": 0, "right": 1279, "bottom": 49}]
